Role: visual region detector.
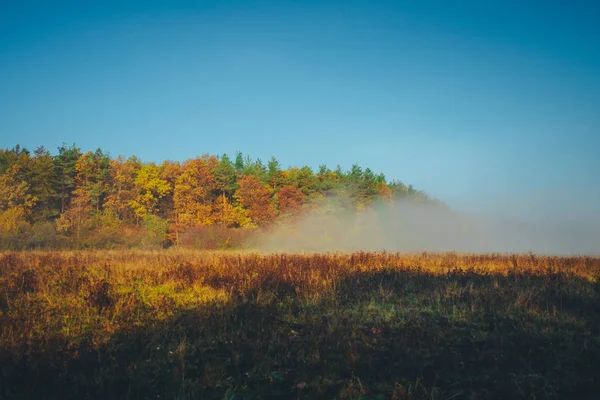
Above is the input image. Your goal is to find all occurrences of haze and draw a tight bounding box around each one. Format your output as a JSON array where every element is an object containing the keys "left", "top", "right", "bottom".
[{"left": 256, "top": 198, "right": 600, "bottom": 255}]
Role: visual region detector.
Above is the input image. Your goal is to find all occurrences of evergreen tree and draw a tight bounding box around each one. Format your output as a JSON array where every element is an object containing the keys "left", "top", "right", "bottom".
[
  {"left": 27, "top": 146, "right": 59, "bottom": 220},
  {"left": 54, "top": 143, "right": 81, "bottom": 213},
  {"left": 235, "top": 151, "right": 245, "bottom": 174},
  {"left": 214, "top": 154, "right": 237, "bottom": 198},
  {"left": 267, "top": 156, "right": 283, "bottom": 190}
]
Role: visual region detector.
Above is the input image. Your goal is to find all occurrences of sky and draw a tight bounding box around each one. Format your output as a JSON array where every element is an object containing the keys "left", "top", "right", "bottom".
[{"left": 1, "top": 0, "right": 599, "bottom": 223}]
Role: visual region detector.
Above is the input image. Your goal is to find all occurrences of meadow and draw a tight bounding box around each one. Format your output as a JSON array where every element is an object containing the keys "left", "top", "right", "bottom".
[{"left": 1, "top": 250, "right": 599, "bottom": 399}]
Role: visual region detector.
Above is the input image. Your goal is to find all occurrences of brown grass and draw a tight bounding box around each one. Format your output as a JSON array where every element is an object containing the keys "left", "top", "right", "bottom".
[{"left": 1, "top": 250, "right": 599, "bottom": 399}]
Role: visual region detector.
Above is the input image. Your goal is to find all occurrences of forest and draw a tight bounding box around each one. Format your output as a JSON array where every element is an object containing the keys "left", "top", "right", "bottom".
[{"left": 0, "top": 144, "right": 431, "bottom": 250}]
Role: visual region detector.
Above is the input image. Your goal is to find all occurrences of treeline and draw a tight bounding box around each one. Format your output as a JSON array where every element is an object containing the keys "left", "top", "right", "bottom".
[{"left": 0, "top": 144, "right": 430, "bottom": 249}]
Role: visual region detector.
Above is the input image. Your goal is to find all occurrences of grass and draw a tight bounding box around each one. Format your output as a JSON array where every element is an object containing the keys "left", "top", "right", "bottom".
[{"left": 1, "top": 250, "right": 599, "bottom": 399}]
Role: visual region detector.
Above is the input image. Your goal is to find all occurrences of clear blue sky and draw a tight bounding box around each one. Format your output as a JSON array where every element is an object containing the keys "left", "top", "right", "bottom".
[{"left": 1, "top": 0, "right": 599, "bottom": 221}]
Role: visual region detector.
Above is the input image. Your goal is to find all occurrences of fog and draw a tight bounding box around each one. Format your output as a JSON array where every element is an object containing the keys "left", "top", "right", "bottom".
[{"left": 255, "top": 197, "right": 600, "bottom": 255}]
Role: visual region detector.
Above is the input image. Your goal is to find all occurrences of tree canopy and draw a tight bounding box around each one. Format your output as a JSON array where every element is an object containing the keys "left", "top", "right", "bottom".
[{"left": 0, "top": 144, "right": 432, "bottom": 249}]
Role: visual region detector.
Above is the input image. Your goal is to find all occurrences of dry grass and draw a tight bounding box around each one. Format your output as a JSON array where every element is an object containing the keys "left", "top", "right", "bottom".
[{"left": 1, "top": 250, "right": 599, "bottom": 399}]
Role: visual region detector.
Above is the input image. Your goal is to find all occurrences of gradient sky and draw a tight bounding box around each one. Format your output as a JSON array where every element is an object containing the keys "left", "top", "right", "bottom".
[{"left": 1, "top": 0, "right": 599, "bottom": 222}]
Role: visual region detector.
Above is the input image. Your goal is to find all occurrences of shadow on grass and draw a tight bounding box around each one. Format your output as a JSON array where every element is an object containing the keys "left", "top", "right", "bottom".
[{"left": 2, "top": 269, "right": 599, "bottom": 399}]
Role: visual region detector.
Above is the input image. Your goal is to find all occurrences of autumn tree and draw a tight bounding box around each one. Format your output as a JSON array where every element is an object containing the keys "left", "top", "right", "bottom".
[
  {"left": 235, "top": 175, "right": 275, "bottom": 227},
  {"left": 277, "top": 185, "right": 305, "bottom": 215},
  {"left": 56, "top": 188, "right": 93, "bottom": 244},
  {"left": 128, "top": 162, "right": 170, "bottom": 221},
  {"left": 157, "top": 160, "right": 180, "bottom": 220},
  {"left": 73, "top": 149, "right": 110, "bottom": 213},
  {"left": 0, "top": 165, "right": 37, "bottom": 234},
  {"left": 104, "top": 155, "right": 140, "bottom": 222},
  {"left": 212, "top": 193, "right": 250, "bottom": 227},
  {"left": 378, "top": 181, "right": 392, "bottom": 202},
  {"left": 173, "top": 156, "right": 218, "bottom": 232}
]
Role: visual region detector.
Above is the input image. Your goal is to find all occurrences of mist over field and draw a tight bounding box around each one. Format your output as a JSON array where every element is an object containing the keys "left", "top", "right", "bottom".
[{"left": 256, "top": 197, "right": 600, "bottom": 255}]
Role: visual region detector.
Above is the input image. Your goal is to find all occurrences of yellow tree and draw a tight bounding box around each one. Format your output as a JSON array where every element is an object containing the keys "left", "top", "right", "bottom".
[
  {"left": 212, "top": 193, "right": 250, "bottom": 227},
  {"left": 157, "top": 160, "right": 180, "bottom": 215},
  {"left": 128, "top": 162, "right": 170, "bottom": 222},
  {"left": 55, "top": 190, "right": 92, "bottom": 243},
  {"left": 104, "top": 155, "right": 140, "bottom": 222},
  {"left": 173, "top": 156, "right": 218, "bottom": 236},
  {"left": 0, "top": 165, "right": 37, "bottom": 234}
]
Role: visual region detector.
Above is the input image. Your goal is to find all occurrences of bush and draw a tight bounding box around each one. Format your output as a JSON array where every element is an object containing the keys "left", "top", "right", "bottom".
[
  {"left": 178, "top": 225, "right": 254, "bottom": 249},
  {"left": 140, "top": 214, "right": 169, "bottom": 248},
  {"left": 26, "top": 221, "right": 63, "bottom": 249}
]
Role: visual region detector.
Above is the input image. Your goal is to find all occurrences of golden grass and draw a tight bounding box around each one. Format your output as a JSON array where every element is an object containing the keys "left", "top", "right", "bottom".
[{"left": 1, "top": 250, "right": 599, "bottom": 399}]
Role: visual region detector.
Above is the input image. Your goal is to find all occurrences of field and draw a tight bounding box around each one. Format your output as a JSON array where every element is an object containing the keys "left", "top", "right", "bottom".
[{"left": 1, "top": 250, "right": 599, "bottom": 399}]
